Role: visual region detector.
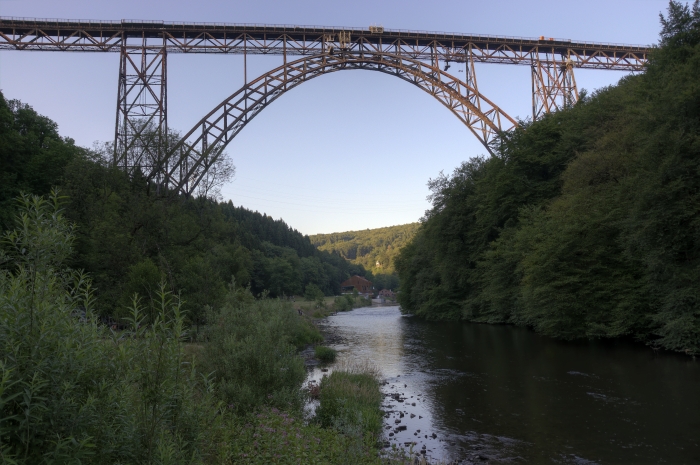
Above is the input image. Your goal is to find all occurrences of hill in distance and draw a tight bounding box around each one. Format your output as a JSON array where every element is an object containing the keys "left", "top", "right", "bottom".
[{"left": 309, "top": 223, "right": 420, "bottom": 275}]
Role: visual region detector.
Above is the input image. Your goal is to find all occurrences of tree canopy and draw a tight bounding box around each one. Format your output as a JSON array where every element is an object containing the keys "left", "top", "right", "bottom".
[
  {"left": 396, "top": 0, "right": 700, "bottom": 355},
  {"left": 0, "top": 94, "right": 372, "bottom": 327}
]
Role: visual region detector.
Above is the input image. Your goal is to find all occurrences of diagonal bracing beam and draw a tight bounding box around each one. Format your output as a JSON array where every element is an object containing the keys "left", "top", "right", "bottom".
[
  {"left": 156, "top": 51, "right": 518, "bottom": 195},
  {"left": 114, "top": 36, "right": 168, "bottom": 184},
  {"left": 531, "top": 49, "right": 578, "bottom": 119}
]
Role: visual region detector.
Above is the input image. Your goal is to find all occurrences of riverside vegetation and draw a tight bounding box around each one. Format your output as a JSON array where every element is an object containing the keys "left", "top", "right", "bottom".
[
  {"left": 0, "top": 192, "right": 402, "bottom": 464},
  {"left": 0, "top": 85, "right": 386, "bottom": 334},
  {"left": 396, "top": 1, "right": 700, "bottom": 355},
  {"left": 0, "top": 47, "right": 399, "bottom": 465}
]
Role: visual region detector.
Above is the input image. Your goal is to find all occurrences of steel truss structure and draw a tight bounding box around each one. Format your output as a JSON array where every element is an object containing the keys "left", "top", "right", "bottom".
[
  {"left": 115, "top": 41, "right": 168, "bottom": 181},
  {"left": 0, "top": 18, "right": 650, "bottom": 193},
  {"left": 162, "top": 52, "right": 517, "bottom": 194}
]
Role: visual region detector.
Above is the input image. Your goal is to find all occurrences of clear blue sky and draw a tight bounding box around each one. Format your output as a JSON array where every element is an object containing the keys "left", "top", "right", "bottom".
[{"left": 0, "top": 0, "right": 670, "bottom": 235}]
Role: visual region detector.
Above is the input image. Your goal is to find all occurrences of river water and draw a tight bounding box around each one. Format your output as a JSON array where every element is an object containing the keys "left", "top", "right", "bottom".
[{"left": 308, "top": 305, "right": 700, "bottom": 464}]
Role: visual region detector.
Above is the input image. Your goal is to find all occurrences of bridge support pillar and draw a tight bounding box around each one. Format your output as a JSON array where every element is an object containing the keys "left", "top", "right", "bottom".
[
  {"left": 531, "top": 54, "right": 578, "bottom": 120},
  {"left": 114, "top": 38, "right": 168, "bottom": 186}
]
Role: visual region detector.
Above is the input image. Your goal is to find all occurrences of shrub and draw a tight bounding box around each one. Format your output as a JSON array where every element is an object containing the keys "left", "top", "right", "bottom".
[
  {"left": 315, "top": 345, "right": 338, "bottom": 363},
  {"left": 304, "top": 283, "right": 325, "bottom": 302},
  {"left": 0, "top": 192, "right": 225, "bottom": 464},
  {"left": 202, "top": 295, "right": 320, "bottom": 414},
  {"left": 222, "top": 408, "right": 383, "bottom": 465},
  {"left": 315, "top": 360, "right": 383, "bottom": 455},
  {"left": 333, "top": 295, "right": 352, "bottom": 312}
]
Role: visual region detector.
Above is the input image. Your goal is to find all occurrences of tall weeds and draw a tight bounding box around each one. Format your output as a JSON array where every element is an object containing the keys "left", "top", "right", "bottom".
[
  {"left": 0, "top": 192, "right": 225, "bottom": 464},
  {"left": 315, "top": 360, "right": 384, "bottom": 461},
  {"left": 201, "top": 292, "right": 321, "bottom": 415},
  {"left": 0, "top": 191, "right": 389, "bottom": 464}
]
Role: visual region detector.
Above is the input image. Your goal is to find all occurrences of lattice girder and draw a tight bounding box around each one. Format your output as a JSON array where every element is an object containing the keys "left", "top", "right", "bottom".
[
  {"left": 531, "top": 51, "right": 578, "bottom": 119},
  {"left": 114, "top": 42, "right": 168, "bottom": 180},
  {"left": 157, "top": 52, "right": 518, "bottom": 194},
  {"left": 0, "top": 18, "right": 649, "bottom": 72}
]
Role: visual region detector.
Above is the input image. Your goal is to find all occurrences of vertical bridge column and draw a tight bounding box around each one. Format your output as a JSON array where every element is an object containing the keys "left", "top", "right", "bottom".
[
  {"left": 464, "top": 44, "right": 488, "bottom": 143},
  {"left": 531, "top": 45, "right": 578, "bottom": 120},
  {"left": 114, "top": 32, "right": 168, "bottom": 186}
]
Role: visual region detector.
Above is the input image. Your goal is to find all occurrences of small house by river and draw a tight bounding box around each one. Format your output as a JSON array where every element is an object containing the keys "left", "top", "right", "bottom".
[{"left": 340, "top": 275, "right": 373, "bottom": 296}]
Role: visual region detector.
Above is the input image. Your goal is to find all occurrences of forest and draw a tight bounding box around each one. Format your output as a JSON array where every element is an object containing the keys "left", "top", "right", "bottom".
[
  {"left": 0, "top": 97, "right": 380, "bottom": 328},
  {"left": 310, "top": 223, "right": 419, "bottom": 290},
  {"left": 0, "top": 52, "right": 397, "bottom": 463},
  {"left": 396, "top": 1, "right": 700, "bottom": 355}
]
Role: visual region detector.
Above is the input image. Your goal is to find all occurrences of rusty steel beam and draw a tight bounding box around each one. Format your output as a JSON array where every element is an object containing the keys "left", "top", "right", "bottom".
[
  {"left": 160, "top": 52, "right": 518, "bottom": 194},
  {"left": 0, "top": 17, "right": 650, "bottom": 70},
  {"left": 531, "top": 54, "right": 579, "bottom": 119},
  {"left": 0, "top": 17, "right": 651, "bottom": 195},
  {"left": 114, "top": 39, "right": 168, "bottom": 180}
]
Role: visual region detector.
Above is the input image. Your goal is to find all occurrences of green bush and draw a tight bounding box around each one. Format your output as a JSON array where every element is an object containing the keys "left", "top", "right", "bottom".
[
  {"left": 304, "top": 283, "right": 325, "bottom": 301},
  {"left": 202, "top": 295, "right": 321, "bottom": 414},
  {"left": 333, "top": 294, "right": 371, "bottom": 313},
  {"left": 315, "top": 345, "right": 338, "bottom": 363},
  {"left": 333, "top": 294, "right": 359, "bottom": 312},
  {"left": 222, "top": 408, "right": 383, "bottom": 465},
  {"left": 315, "top": 361, "right": 383, "bottom": 456},
  {"left": 0, "top": 192, "right": 225, "bottom": 464}
]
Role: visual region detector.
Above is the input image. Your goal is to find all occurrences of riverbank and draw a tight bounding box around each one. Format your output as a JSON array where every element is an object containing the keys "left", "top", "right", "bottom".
[
  {"left": 394, "top": 7, "right": 700, "bottom": 356},
  {"left": 0, "top": 195, "right": 405, "bottom": 464},
  {"left": 312, "top": 304, "right": 700, "bottom": 463},
  {"left": 291, "top": 294, "right": 372, "bottom": 318}
]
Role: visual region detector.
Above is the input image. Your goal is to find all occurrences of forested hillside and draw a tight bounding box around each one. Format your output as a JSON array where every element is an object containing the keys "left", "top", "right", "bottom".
[
  {"left": 396, "top": 1, "right": 700, "bottom": 355},
  {"left": 310, "top": 223, "right": 419, "bottom": 274},
  {"left": 0, "top": 94, "right": 371, "bottom": 325}
]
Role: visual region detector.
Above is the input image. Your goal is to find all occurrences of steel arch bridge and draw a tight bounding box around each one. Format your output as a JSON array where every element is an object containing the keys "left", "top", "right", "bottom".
[
  {"left": 161, "top": 52, "right": 517, "bottom": 193},
  {"left": 0, "top": 18, "right": 650, "bottom": 194}
]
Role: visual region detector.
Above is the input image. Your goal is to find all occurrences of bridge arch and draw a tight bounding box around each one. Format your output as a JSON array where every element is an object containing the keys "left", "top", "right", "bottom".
[{"left": 157, "top": 52, "right": 518, "bottom": 194}]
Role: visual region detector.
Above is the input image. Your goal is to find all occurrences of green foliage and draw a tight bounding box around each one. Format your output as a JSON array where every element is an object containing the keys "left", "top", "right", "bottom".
[
  {"left": 0, "top": 93, "right": 371, "bottom": 320},
  {"left": 201, "top": 293, "right": 322, "bottom": 415},
  {"left": 396, "top": 1, "right": 700, "bottom": 354},
  {"left": 332, "top": 294, "right": 369, "bottom": 313},
  {"left": 315, "top": 346, "right": 338, "bottom": 363},
  {"left": 315, "top": 362, "right": 383, "bottom": 459},
  {"left": 0, "top": 192, "right": 396, "bottom": 464},
  {"left": 0, "top": 96, "right": 84, "bottom": 232},
  {"left": 304, "top": 282, "right": 325, "bottom": 301},
  {"left": 221, "top": 408, "right": 383, "bottom": 465},
  {"left": 309, "top": 224, "right": 414, "bottom": 291},
  {"left": 0, "top": 192, "right": 225, "bottom": 464},
  {"left": 310, "top": 223, "right": 419, "bottom": 275}
]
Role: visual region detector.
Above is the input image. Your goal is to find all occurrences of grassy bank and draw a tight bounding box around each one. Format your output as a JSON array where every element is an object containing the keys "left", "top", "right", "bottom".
[
  {"left": 316, "top": 361, "right": 383, "bottom": 436},
  {"left": 315, "top": 345, "right": 338, "bottom": 363},
  {"left": 0, "top": 193, "right": 388, "bottom": 464},
  {"left": 313, "top": 361, "right": 385, "bottom": 464},
  {"left": 292, "top": 294, "right": 372, "bottom": 319}
]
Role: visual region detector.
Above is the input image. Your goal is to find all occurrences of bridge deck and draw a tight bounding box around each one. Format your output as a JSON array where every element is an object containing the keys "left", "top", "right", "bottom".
[{"left": 0, "top": 17, "right": 650, "bottom": 70}]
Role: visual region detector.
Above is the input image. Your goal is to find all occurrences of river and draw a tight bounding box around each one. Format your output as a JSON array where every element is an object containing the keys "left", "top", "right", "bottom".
[{"left": 307, "top": 305, "right": 700, "bottom": 464}]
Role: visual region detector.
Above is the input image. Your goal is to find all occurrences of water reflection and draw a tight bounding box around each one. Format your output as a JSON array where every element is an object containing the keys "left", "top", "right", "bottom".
[{"left": 312, "top": 306, "right": 700, "bottom": 463}]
